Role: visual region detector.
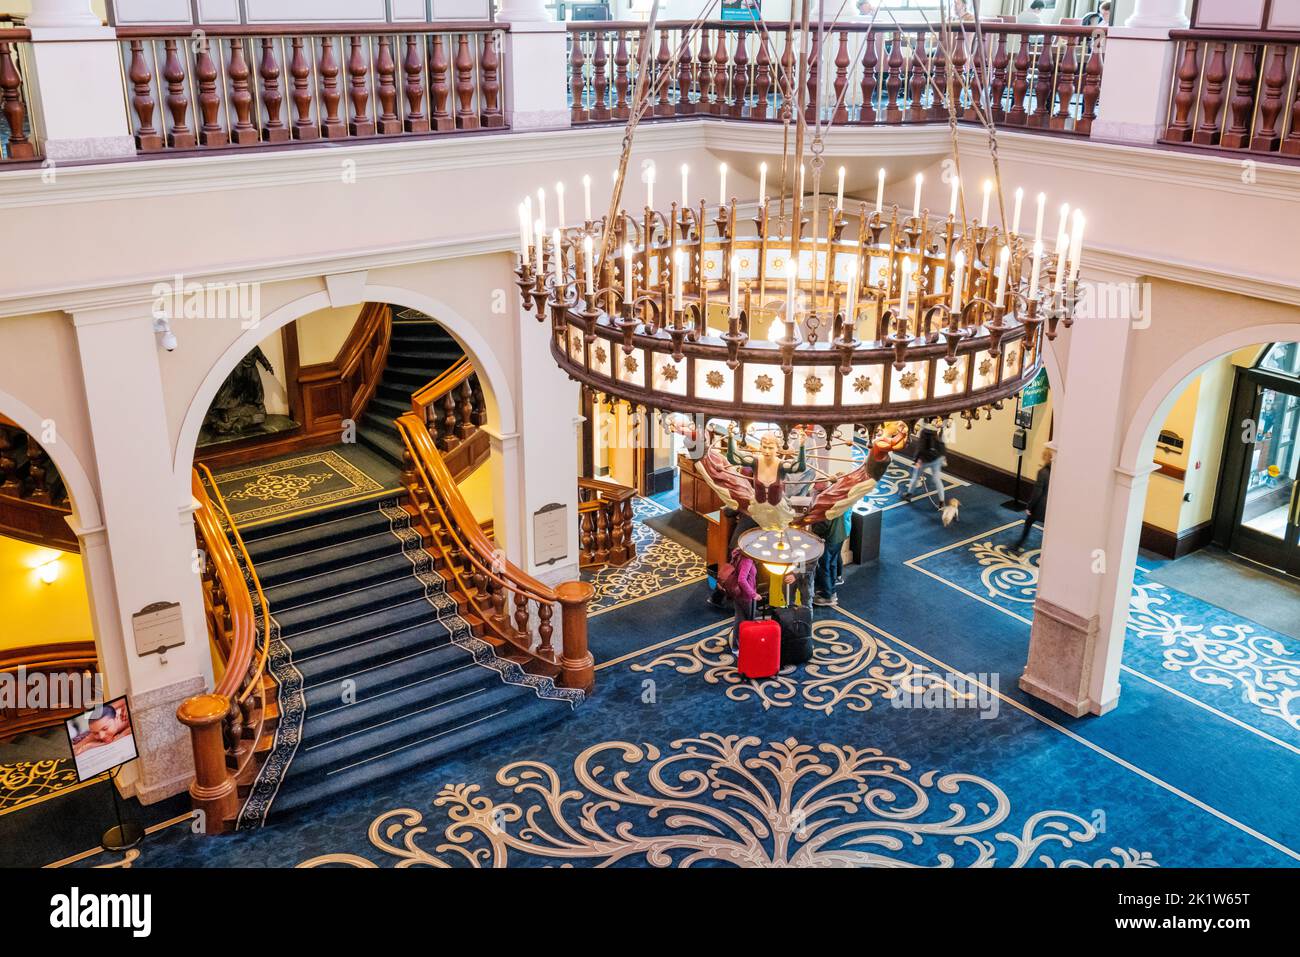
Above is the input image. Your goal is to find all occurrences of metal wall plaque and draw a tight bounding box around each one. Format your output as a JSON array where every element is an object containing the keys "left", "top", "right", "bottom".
[
  {"left": 533, "top": 503, "right": 569, "bottom": 567},
  {"left": 132, "top": 601, "right": 186, "bottom": 657}
]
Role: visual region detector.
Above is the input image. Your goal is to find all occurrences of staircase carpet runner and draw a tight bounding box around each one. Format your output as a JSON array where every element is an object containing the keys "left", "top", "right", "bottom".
[
  {"left": 357, "top": 313, "right": 466, "bottom": 470},
  {"left": 232, "top": 497, "right": 582, "bottom": 828}
]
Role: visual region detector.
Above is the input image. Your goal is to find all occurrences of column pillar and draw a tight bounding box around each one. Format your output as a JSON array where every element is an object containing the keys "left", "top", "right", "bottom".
[
  {"left": 71, "top": 307, "right": 212, "bottom": 803},
  {"left": 487, "top": 427, "right": 525, "bottom": 568},
  {"left": 1020, "top": 269, "right": 1138, "bottom": 717},
  {"left": 1090, "top": 27, "right": 1179, "bottom": 145},
  {"left": 498, "top": 1, "right": 570, "bottom": 130},
  {"left": 1125, "top": 0, "right": 1190, "bottom": 28},
  {"left": 25, "top": 0, "right": 136, "bottom": 161}
]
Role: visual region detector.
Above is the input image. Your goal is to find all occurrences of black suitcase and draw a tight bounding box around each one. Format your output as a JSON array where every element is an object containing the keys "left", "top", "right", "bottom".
[{"left": 774, "top": 605, "right": 814, "bottom": 666}]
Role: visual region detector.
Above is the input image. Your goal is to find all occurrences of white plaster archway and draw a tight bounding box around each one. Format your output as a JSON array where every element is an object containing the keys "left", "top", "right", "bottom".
[
  {"left": 0, "top": 385, "right": 102, "bottom": 531},
  {"left": 171, "top": 284, "right": 519, "bottom": 500},
  {"left": 1086, "top": 324, "right": 1300, "bottom": 708}
]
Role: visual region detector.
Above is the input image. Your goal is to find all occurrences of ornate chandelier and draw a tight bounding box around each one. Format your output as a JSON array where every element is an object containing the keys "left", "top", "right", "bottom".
[{"left": 515, "top": 165, "right": 1082, "bottom": 430}]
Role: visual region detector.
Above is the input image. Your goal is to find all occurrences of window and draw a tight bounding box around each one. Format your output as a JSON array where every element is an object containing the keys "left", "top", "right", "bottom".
[{"left": 1258, "top": 343, "right": 1300, "bottom": 379}]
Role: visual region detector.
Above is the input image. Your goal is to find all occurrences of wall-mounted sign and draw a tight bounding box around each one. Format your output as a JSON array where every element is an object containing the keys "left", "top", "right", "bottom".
[
  {"left": 533, "top": 503, "right": 569, "bottom": 567},
  {"left": 721, "top": 0, "right": 762, "bottom": 22},
  {"left": 65, "top": 696, "right": 139, "bottom": 782},
  {"left": 132, "top": 602, "right": 185, "bottom": 658},
  {"left": 1021, "top": 368, "right": 1049, "bottom": 410}
]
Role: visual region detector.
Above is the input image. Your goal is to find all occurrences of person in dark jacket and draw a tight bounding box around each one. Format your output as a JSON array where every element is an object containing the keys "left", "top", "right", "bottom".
[
  {"left": 903, "top": 420, "right": 948, "bottom": 506},
  {"left": 1014, "top": 448, "right": 1054, "bottom": 552},
  {"left": 812, "top": 512, "right": 849, "bottom": 606}
]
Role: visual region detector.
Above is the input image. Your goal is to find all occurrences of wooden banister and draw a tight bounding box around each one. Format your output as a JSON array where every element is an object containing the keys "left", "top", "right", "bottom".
[
  {"left": 178, "top": 465, "right": 276, "bottom": 834},
  {"left": 0, "top": 641, "right": 98, "bottom": 742},
  {"left": 395, "top": 413, "right": 594, "bottom": 692},
  {"left": 577, "top": 476, "right": 635, "bottom": 568}
]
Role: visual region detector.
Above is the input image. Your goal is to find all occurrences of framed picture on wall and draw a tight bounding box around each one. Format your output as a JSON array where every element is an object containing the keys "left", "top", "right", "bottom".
[{"left": 721, "top": 0, "right": 762, "bottom": 22}]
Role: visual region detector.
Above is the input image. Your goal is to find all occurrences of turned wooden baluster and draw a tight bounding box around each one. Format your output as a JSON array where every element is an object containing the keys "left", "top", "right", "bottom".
[
  {"left": 224, "top": 40, "right": 257, "bottom": 145},
  {"left": 441, "top": 392, "right": 459, "bottom": 449},
  {"left": 676, "top": 30, "right": 695, "bottom": 115},
  {"left": 700, "top": 29, "right": 716, "bottom": 115},
  {"left": 1164, "top": 40, "right": 1201, "bottom": 142},
  {"left": 884, "top": 32, "right": 904, "bottom": 122},
  {"left": 194, "top": 37, "right": 228, "bottom": 146},
  {"left": 1281, "top": 58, "right": 1300, "bottom": 156},
  {"left": 949, "top": 33, "right": 968, "bottom": 118},
  {"left": 929, "top": 32, "right": 948, "bottom": 119},
  {"left": 1251, "top": 44, "right": 1288, "bottom": 153},
  {"left": 489, "top": 580, "right": 509, "bottom": 630},
  {"left": 613, "top": 30, "right": 631, "bottom": 119},
  {"left": 429, "top": 35, "right": 454, "bottom": 131},
  {"left": 1220, "top": 42, "right": 1259, "bottom": 149},
  {"left": 1051, "top": 36, "right": 1079, "bottom": 130},
  {"left": 1007, "top": 36, "right": 1030, "bottom": 125},
  {"left": 457, "top": 381, "right": 474, "bottom": 440},
  {"left": 908, "top": 38, "right": 927, "bottom": 122},
  {"left": 402, "top": 35, "right": 430, "bottom": 133},
  {"left": 570, "top": 31, "right": 588, "bottom": 122},
  {"left": 990, "top": 32, "right": 1010, "bottom": 123},
  {"left": 348, "top": 36, "right": 376, "bottom": 136},
  {"left": 375, "top": 36, "right": 401, "bottom": 134},
  {"left": 753, "top": 31, "right": 772, "bottom": 119},
  {"left": 731, "top": 29, "right": 749, "bottom": 117},
  {"left": 536, "top": 602, "right": 555, "bottom": 659},
  {"left": 591, "top": 31, "right": 609, "bottom": 120},
  {"left": 779, "top": 26, "right": 794, "bottom": 115},
  {"left": 859, "top": 33, "right": 879, "bottom": 124},
  {"left": 654, "top": 29, "right": 673, "bottom": 117},
  {"left": 259, "top": 39, "right": 289, "bottom": 142},
  {"left": 832, "top": 30, "right": 850, "bottom": 123},
  {"left": 579, "top": 510, "right": 594, "bottom": 565},
  {"left": 127, "top": 40, "right": 162, "bottom": 151},
  {"left": 964, "top": 33, "right": 985, "bottom": 121},
  {"left": 454, "top": 34, "right": 479, "bottom": 129},
  {"left": 469, "top": 377, "right": 487, "bottom": 426},
  {"left": 481, "top": 32, "right": 504, "bottom": 128},
  {"left": 1078, "top": 35, "right": 1104, "bottom": 136},
  {"left": 162, "top": 38, "right": 197, "bottom": 148},
  {"left": 1031, "top": 38, "right": 1054, "bottom": 128},
  {"left": 804, "top": 28, "right": 820, "bottom": 122},
  {"left": 317, "top": 36, "right": 346, "bottom": 138},
  {"left": 513, "top": 591, "right": 530, "bottom": 638},
  {"left": 289, "top": 37, "right": 318, "bottom": 140},
  {"left": 715, "top": 28, "right": 730, "bottom": 115},
  {"left": 594, "top": 507, "right": 610, "bottom": 565},
  {"left": 1192, "top": 41, "right": 1229, "bottom": 146}
]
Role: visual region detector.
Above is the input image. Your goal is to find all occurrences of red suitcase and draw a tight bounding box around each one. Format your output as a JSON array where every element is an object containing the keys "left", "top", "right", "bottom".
[{"left": 737, "top": 619, "right": 781, "bottom": 679}]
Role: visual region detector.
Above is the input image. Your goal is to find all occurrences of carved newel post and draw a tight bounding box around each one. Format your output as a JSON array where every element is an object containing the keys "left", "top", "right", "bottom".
[
  {"left": 176, "top": 693, "right": 239, "bottom": 834},
  {"left": 555, "top": 580, "right": 596, "bottom": 694}
]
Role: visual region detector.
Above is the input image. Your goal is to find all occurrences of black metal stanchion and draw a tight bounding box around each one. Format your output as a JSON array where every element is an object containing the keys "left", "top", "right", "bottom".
[{"left": 101, "top": 767, "right": 144, "bottom": 852}]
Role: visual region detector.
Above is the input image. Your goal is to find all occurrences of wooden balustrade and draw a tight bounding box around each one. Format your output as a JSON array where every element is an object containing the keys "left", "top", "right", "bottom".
[
  {"left": 395, "top": 413, "right": 594, "bottom": 693},
  {"left": 0, "top": 420, "right": 76, "bottom": 551},
  {"left": 1162, "top": 31, "right": 1300, "bottom": 158},
  {"left": 565, "top": 21, "right": 1104, "bottom": 136},
  {"left": 0, "top": 30, "right": 38, "bottom": 161},
  {"left": 116, "top": 22, "right": 507, "bottom": 154},
  {"left": 411, "top": 356, "right": 490, "bottom": 482},
  {"left": 178, "top": 466, "right": 275, "bottom": 834},
  {"left": 0, "top": 641, "right": 98, "bottom": 742},
  {"left": 577, "top": 476, "right": 635, "bottom": 568}
]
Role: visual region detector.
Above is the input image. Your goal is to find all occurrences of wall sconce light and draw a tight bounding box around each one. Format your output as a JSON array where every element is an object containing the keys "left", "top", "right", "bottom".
[{"left": 37, "top": 558, "right": 61, "bottom": 585}]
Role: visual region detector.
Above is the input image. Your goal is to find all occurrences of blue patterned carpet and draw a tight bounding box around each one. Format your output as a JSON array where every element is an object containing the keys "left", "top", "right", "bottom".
[{"left": 51, "top": 477, "right": 1299, "bottom": 868}]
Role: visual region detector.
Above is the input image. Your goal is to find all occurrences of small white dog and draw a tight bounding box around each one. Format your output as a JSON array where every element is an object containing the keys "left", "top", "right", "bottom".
[{"left": 940, "top": 498, "right": 961, "bottom": 527}]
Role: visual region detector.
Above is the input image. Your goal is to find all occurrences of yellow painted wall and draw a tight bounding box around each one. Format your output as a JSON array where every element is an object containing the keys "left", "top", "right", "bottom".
[
  {"left": 0, "top": 534, "right": 93, "bottom": 651},
  {"left": 457, "top": 460, "right": 494, "bottom": 525},
  {"left": 945, "top": 387, "right": 1055, "bottom": 484},
  {"left": 249, "top": 303, "right": 365, "bottom": 418}
]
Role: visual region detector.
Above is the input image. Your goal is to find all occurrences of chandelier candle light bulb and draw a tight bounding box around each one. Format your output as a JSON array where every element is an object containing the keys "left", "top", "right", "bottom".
[
  {"left": 996, "top": 246, "right": 1010, "bottom": 306},
  {"left": 1012, "top": 188, "right": 1024, "bottom": 236},
  {"left": 1029, "top": 240, "right": 1044, "bottom": 299},
  {"left": 949, "top": 175, "right": 960, "bottom": 217},
  {"left": 950, "top": 251, "right": 965, "bottom": 312},
  {"left": 582, "top": 174, "right": 591, "bottom": 222},
  {"left": 981, "top": 179, "right": 992, "bottom": 224},
  {"left": 836, "top": 166, "right": 845, "bottom": 212},
  {"left": 552, "top": 229, "right": 563, "bottom": 285},
  {"left": 759, "top": 162, "right": 768, "bottom": 206},
  {"left": 1068, "top": 211, "right": 1086, "bottom": 283},
  {"left": 876, "top": 168, "right": 885, "bottom": 214},
  {"left": 534, "top": 219, "right": 544, "bottom": 275}
]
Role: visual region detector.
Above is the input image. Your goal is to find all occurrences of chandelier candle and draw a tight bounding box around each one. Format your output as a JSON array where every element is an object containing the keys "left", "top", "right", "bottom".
[
  {"left": 876, "top": 168, "right": 885, "bottom": 214},
  {"left": 949, "top": 175, "right": 960, "bottom": 218},
  {"left": 533, "top": 219, "right": 544, "bottom": 275},
  {"left": 759, "top": 162, "right": 767, "bottom": 207},
  {"left": 836, "top": 167, "right": 845, "bottom": 212},
  {"left": 582, "top": 174, "right": 591, "bottom": 223},
  {"left": 981, "top": 180, "right": 993, "bottom": 224},
  {"left": 951, "top": 251, "right": 966, "bottom": 312},
  {"left": 552, "top": 229, "right": 563, "bottom": 285},
  {"left": 1029, "top": 241, "right": 1044, "bottom": 299},
  {"left": 1068, "top": 211, "right": 1086, "bottom": 284},
  {"left": 996, "top": 246, "right": 1011, "bottom": 307},
  {"left": 645, "top": 164, "right": 654, "bottom": 211},
  {"left": 1012, "top": 188, "right": 1024, "bottom": 236}
]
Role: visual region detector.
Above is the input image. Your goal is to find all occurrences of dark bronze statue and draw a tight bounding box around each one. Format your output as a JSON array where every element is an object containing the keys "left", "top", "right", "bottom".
[{"left": 204, "top": 347, "right": 274, "bottom": 436}]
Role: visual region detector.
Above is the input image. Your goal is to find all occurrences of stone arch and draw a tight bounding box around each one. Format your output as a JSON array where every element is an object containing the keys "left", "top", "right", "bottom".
[
  {"left": 0, "top": 385, "right": 102, "bottom": 531},
  {"left": 171, "top": 283, "right": 518, "bottom": 498}
]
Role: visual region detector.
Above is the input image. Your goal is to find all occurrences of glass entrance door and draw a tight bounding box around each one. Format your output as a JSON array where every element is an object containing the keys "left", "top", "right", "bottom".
[{"left": 1227, "top": 377, "right": 1300, "bottom": 576}]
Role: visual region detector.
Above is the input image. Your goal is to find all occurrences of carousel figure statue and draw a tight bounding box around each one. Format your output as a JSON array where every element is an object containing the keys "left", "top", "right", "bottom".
[{"left": 204, "top": 346, "right": 275, "bottom": 436}]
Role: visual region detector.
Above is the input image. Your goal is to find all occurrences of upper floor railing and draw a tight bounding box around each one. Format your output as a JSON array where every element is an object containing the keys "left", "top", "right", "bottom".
[
  {"left": 566, "top": 20, "right": 1106, "bottom": 136},
  {"left": 0, "top": 29, "right": 39, "bottom": 162},
  {"left": 116, "top": 21, "right": 507, "bottom": 154},
  {"left": 1161, "top": 30, "right": 1300, "bottom": 159}
]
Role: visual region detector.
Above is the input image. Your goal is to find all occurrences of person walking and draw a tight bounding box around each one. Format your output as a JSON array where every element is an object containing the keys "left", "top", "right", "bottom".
[
  {"left": 1014, "top": 448, "right": 1053, "bottom": 552},
  {"left": 903, "top": 420, "right": 948, "bottom": 506},
  {"left": 812, "top": 512, "right": 849, "bottom": 607}
]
